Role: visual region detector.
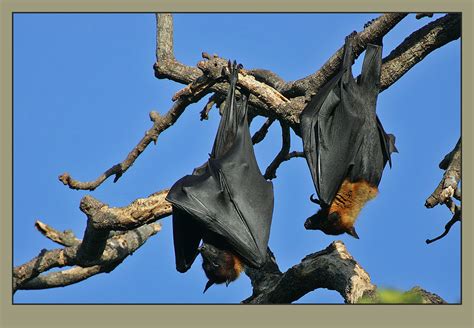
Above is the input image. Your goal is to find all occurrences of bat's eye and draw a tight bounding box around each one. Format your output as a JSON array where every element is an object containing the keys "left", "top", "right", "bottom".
[{"left": 212, "top": 262, "right": 220, "bottom": 269}]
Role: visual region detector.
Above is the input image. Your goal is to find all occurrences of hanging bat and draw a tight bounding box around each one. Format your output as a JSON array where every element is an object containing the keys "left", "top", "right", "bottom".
[
  {"left": 300, "top": 34, "right": 397, "bottom": 238},
  {"left": 166, "top": 61, "right": 274, "bottom": 292}
]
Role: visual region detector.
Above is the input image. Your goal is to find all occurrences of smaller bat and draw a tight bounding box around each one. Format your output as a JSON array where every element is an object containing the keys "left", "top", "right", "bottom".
[
  {"left": 300, "top": 34, "right": 397, "bottom": 238},
  {"left": 166, "top": 61, "right": 274, "bottom": 292}
]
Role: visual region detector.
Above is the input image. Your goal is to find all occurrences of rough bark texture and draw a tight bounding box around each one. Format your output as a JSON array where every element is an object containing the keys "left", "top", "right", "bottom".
[
  {"left": 244, "top": 241, "right": 376, "bottom": 304},
  {"left": 14, "top": 13, "right": 460, "bottom": 303},
  {"left": 425, "top": 138, "right": 462, "bottom": 244}
]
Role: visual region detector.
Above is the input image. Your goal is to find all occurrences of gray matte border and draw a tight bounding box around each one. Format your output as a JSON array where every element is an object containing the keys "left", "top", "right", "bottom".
[{"left": 1, "top": 1, "right": 472, "bottom": 327}]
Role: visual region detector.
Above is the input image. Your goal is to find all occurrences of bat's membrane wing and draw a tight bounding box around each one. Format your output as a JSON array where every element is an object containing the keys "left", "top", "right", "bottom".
[
  {"left": 172, "top": 206, "right": 203, "bottom": 273},
  {"left": 166, "top": 62, "right": 274, "bottom": 270},
  {"left": 300, "top": 36, "right": 365, "bottom": 206}
]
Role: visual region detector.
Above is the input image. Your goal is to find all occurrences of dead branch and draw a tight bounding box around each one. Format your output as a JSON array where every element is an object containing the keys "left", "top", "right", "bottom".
[
  {"left": 14, "top": 223, "right": 161, "bottom": 292},
  {"left": 20, "top": 262, "right": 121, "bottom": 290},
  {"left": 15, "top": 13, "right": 460, "bottom": 303},
  {"left": 58, "top": 78, "right": 218, "bottom": 191},
  {"left": 251, "top": 117, "right": 275, "bottom": 145},
  {"left": 426, "top": 205, "right": 461, "bottom": 244},
  {"left": 426, "top": 138, "right": 461, "bottom": 208},
  {"left": 264, "top": 123, "right": 291, "bottom": 180},
  {"left": 280, "top": 13, "right": 409, "bottom": 97},
  {"left": 244, "top": 241, "right": 376, "bottom": 304},
  {"left": 154, "top": 13, "right": 460, "bottom": 134},
  {"left": 380, "top": 13, "right": 461, "bottom": 92},
  {"left": 35, "top": 220, "right": 81, "bottom": 247},
  {"left": 80, "top": 189, "right": 171, "bottom": 231},
  {"left": 424, "top": 138, "right": 461, "bottom": 244}
]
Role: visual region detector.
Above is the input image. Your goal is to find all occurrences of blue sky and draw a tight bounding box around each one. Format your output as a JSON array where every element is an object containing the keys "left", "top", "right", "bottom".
[{"left": 13, "top": 13, "right": 460, "bottom": 304}]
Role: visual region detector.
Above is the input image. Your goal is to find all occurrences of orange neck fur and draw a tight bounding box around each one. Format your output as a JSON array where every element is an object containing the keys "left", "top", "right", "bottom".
[
  {"left": 329, "top": 179, "right": 378, "bottom": 229},
  {"left": 232, "top": 254, "right": 244, "bottom": 278}
]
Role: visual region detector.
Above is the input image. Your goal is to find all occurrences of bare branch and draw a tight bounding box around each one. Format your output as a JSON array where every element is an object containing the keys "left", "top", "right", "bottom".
[
  {"left": 426, "top": 205, "right": 461, "bottom": 244},
  {"left": 251, "top": 117, "right": 275, "bottom": 144},
  {"left": 153, "top": 13, "right": 460, "bottom": 135},
  {"left": 20, "top": 263, "right": 120, "bottom": 290},
  {"left": 200, "top": 93, "right": 224, "bottom": 121},
  {"left": 416, "top": 13, "right": 434, "bottom": 20},
  {"left": 14, "top": 223, "right": 161, "bottom": 292},
  {"left": 280, "top": 13, "right": 409, "bottom": 97},
  {"left": 35, "top": 220, "right": 81, "bottom": 247},
  {"left": 264, "top": 123, "right": 291, "bottom": 180},
  {"left": 425, "top": 138, "right": 461, "bottom": 208},
  {"left": 380, "top": 13, "right": 460, "bottom": 92},
  {"left": 59, "top": 83, "right": 216, "bottom": 191},
  {"left": 244, "top": 241, "right": 376, "bottom": 304},
  {"left": 285, "top": 151, "right": 305, "bottom": 160},
  {"left": 80, "top": 189, "right": 171, "bottom": 232},
  {"left": 156, "top": 13, "right": 174, "bottom": 61}
]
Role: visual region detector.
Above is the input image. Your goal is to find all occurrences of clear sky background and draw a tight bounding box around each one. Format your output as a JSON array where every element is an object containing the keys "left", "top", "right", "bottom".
[{"left": 13, "top": 13, "right": 460, "bottom": 304}]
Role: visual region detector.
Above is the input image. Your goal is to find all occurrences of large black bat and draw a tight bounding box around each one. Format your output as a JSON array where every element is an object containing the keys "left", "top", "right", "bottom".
[
  {"left": 166, "top": 61, "right": 274, "bottom": 292},
  {"left": 300, "top": 35, "right": 397, "bottom": 238}
]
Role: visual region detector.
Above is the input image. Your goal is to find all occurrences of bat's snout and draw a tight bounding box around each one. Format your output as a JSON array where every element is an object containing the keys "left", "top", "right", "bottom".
[{"left": 304, "top": 217, "right": 317, "bottom": 230}]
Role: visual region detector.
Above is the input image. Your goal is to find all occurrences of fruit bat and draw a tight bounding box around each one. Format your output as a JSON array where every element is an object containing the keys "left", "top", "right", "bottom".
[
  {"left": 300, "top": 35, "right": 397, "bottom": 238},
  {"left": 166, "top": 61, "right": 274, "bottom": 292}
]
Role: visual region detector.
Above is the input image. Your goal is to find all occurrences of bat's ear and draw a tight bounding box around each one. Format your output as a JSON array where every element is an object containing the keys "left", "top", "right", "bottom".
[
  {"left": 225, "top": 280, "right": 231, "bottom": 287},
  {"left": 203, "top": 280, "right": 215, "bottom": 294},
  {"left": 346, "top": 226, "right": 360, "bottom": 239}
]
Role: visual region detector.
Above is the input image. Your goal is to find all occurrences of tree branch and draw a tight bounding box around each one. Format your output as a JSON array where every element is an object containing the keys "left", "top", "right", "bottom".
[
  {"left": 153, "top": 13, "right": 460, "bottom": 135},
  {"left": 34, "top": 220, "right": 81, "bottom": 247},
  {"left": 279, "top": 13, "right": 409, "bottom": 97},
  {"left": 264, "top": 122, "right": 291, "bottom": 180},
  {"left": 426, "top": 205, "right": 461, "bottom": 244},
  {"left": 425, "top": 138, "right": 461, "bottom": 208},
  {"left": 380, "top": 13, "right": 461, "bottom": 92},
  {"left": 58, "top": 77, "right": 217, "bottom": 191},
  {"left": 156, "top": 13, "right": 174, "bottom": 61},
  {"left": 14, "top": 223, "right": 162, "bottom": 292},
  {"left": 252, "top": 118, "right": 275, "bottom": 145},
  {"left": 244, "top": 241, "right": 376, "bottom": 304}
]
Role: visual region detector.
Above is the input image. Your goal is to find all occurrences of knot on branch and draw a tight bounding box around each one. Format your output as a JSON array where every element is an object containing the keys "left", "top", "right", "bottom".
[{"left": 197, "top": 52, "right": 230, "bottom": 80}]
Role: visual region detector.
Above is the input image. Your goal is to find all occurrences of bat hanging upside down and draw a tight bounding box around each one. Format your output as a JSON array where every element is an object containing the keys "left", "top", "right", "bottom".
[
  {"left": 300, "top": 33, "right": 397, "bottom": 238},
  {"left": 166, "top": 61, "right": 274, "bottom": 292}
]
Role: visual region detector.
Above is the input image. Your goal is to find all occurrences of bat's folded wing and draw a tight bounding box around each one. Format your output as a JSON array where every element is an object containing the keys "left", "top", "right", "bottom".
[
  {"left": 167, "top": 62, "right": 273, "bottom": 271},
  {"left": 167, "top": 102, "right": 273, "bottom": 269},
  {"left": 301, "top": 71, "right": 365, "bottom": 206}
]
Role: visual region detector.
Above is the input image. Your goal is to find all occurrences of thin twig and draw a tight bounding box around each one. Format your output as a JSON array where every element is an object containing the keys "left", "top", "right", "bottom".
[
  {"left": 252, "top": 118, "right": 275, "bottom": 144},
  {"left": 35, "top": 220, "right": 81, "bottom": 247},
  {"left": 426, "top": 205, "right": 461, "bottom": 244},
  {"left": 59, "top": 83, "right": 216, "bottom": 191},
  {"left": 264, "top": 123, "right": 291, "bottom": 180}
]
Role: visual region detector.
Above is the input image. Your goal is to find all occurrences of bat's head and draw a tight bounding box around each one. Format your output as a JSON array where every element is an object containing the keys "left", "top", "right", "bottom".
[
  {"left": 304, "top": 208, "right": 359, "bottom": 239},
  {"left": 199, "top": 243, "right": 244, "bottom": 293}
]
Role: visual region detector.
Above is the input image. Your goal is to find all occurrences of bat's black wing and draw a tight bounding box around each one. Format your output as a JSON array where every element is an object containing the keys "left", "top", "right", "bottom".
[
  {"left": 301, "top": 35, "right": 395, "bottom": 206},
  {"left": 166, "top": 62, "right": 274, "bottom": 271},
  {"left": 300, "top": 37, "right": 366, "bottom": 206}
]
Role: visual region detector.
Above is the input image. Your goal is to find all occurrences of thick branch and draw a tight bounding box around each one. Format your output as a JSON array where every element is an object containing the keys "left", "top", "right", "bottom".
[
  {"left": 80, "top": 189, "right": 171, "bottom": 231},
  {"left": 20, "top": 263, "right": 120, "bottom": 290},
  {"left": 154, "top": 13, "right": 460, "bottom": 134},
  {"left": 380, "top": 13, "right": 461, "bottom": 92},
  {"left": 156, "top": 13, "right": 174, "bottom": 61},
  {"left": 279, "top": 13, "right": 409, "bottom": 97},
  {"left": 14, "top": 223, "right": 161, "bottom": 292},
  {"left": 244, "top": 241, "right": 376, "bottom": 304}
]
